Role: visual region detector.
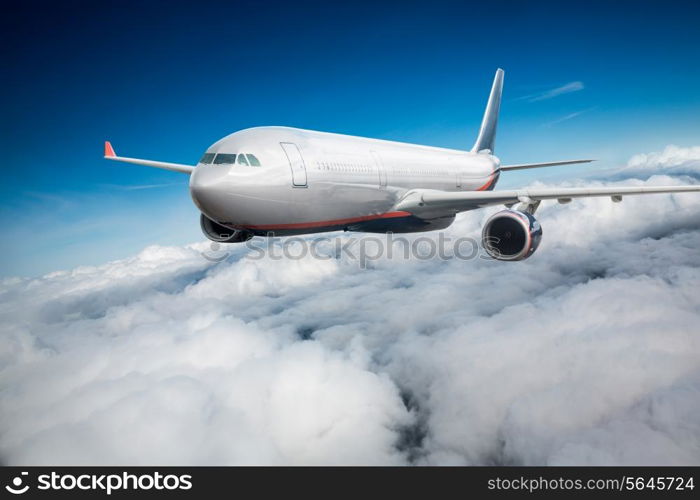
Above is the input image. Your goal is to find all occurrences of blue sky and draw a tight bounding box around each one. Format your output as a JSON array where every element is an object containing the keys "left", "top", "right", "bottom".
[{"left": 2, "top": 0, "right": 699, "bottom": 277}]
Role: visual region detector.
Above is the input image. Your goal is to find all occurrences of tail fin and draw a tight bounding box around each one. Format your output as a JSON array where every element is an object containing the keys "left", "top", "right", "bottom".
[{"left": 471, "top": 68, "right": 504, "bottom": 154}]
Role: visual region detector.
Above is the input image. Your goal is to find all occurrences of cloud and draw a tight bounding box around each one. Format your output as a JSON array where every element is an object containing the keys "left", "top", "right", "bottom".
[
  {"left": 542, "top": 107, "right": 594, "bottom": 127},
  {"left": 1, "top": 148, "right": 700, "bottom": 465},
  {"left": 517, "top": 81, "right": 585, "bottom": 102},
  {"left": 616, "top": 145, "right": 700, "bottom": 178}
]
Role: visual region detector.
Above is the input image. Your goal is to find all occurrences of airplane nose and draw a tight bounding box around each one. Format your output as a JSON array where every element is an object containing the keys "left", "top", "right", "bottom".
[{"left": 189, "top": 165, "right": 230, "bottom": 218}]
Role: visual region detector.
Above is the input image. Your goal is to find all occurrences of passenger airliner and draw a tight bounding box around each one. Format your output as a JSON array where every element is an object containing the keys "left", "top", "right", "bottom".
[{"left": 104, "top": 69, "right": 700, "bottom": 261}]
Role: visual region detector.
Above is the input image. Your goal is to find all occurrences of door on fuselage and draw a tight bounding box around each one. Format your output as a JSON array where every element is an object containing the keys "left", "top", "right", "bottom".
[
  {"left": 370, "top": 150, "right": 387, "bottom": 188},
  {"left": 280, "top": 142, "right": 307, "bottom": 187}
]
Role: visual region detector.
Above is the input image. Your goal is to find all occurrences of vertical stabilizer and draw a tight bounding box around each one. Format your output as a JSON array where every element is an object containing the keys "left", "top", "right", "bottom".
[{"left": 471, "top": 68, "right": 504, "bottom": 154}]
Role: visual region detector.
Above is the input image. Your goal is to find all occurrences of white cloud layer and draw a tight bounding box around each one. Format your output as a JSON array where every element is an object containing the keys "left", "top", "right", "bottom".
[
  {"left": 1, "top": 147, "right": 700, "bottom": 465},
  {"left": 621, "top": 145, "right": 700, "bottom": 177}
]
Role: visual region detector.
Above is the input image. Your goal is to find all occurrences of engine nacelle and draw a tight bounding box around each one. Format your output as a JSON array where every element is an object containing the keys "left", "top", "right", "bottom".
[
  {"left": 200, "top": 214, "right": 253, "bottom": 243},
  {"left": 481, "top": 210, "right": 542, "bottom": 261}
]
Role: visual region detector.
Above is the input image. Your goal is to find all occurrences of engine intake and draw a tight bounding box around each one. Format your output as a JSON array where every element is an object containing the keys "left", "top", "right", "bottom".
[
  {"left": 482, "top": 210, "right": 542, "bottom": 261},
  {"left": 200, "top": 214, "right": 253, "bottom": 243}
]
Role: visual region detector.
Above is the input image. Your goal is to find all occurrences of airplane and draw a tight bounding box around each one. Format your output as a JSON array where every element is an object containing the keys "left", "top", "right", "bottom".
[{"left": 104, "top": 69, "right": 700, "bottom": 261}]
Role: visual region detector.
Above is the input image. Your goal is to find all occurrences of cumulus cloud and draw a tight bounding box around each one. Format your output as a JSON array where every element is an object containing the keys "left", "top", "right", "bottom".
[
  {"left": 1, "top": 148, "right": 700, "bottom": 465},
  {"left": 616, "top": 145, "right": 700, "bottom": 178}
]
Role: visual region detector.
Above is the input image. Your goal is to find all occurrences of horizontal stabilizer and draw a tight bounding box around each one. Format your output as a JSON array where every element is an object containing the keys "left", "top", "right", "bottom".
[
  {"left": 103, "top": 141, "right": 194, "bottom": 174},
  {"left": 499, "top": 159, "right": 594, "bottom": 171}
]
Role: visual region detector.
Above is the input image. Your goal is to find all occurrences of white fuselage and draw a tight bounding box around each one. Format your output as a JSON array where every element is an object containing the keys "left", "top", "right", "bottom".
[{"left": 189, "top": 126, "right": 500, "bottom": 235}]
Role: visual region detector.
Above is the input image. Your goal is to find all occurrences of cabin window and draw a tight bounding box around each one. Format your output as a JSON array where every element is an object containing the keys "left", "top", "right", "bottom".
[
  {"left": 237, "top": 154, "right": 249, "bottom": 166},
  {"left": 246, "top": 154, "right": 261, "bottom": 166},
  {"left": 213, "top": 153, "right": 236, "bottom": 164},
  {"left": 199, "top": 153, "right": 215, "bottom": 164}
]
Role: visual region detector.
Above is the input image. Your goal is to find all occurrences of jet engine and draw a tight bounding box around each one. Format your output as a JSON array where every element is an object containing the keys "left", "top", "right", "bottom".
[
  {"left": 481, "top": 210, "right": 542, "bottom": 261},
  {"left": 200, "top": 214, "right": 253, "bottom": 243}
]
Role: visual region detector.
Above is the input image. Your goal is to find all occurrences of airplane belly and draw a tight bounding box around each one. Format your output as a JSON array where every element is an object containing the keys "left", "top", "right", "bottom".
[{"left": 241, "top": 182, "right": 398, "bottom": 235}]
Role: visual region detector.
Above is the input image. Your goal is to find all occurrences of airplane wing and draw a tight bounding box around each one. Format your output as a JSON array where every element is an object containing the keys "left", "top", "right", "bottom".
[
  {"left": 393, "top": 184, "right": 700, "bottom": 215},
  {"left": 103, "top": 141, "right": 194, "bottom": 174}
]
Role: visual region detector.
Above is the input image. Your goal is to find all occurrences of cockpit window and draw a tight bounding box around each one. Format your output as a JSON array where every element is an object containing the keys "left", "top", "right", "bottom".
[
  {"left": 199, "top": 153, "right": 215, "bottom": 164},
  {"left": 213, "top": 153, "right": 236, "bottom": 164},
  {"left": 202, "top": 152, "right": 261, "bottom": 166},
  {"left": 246, "top": 154, "right": 261, "bottom": 166}
]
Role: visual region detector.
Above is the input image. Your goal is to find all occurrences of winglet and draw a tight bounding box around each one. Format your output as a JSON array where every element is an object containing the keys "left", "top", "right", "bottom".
[{"left": 104, "top": 141, "right": 116, "bottom": 158}]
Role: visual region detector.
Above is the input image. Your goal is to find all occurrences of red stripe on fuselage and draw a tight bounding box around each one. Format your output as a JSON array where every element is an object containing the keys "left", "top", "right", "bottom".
[
  {"left": 476, "top": 171, "right": 498, "bottom": 191},
  {"left": 242, "top": 210, "right": 413, "bottom": 231}
]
